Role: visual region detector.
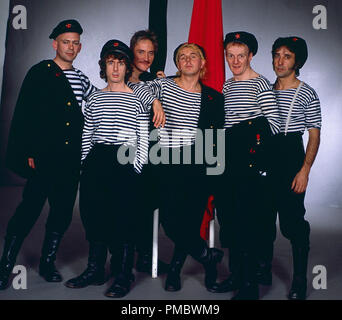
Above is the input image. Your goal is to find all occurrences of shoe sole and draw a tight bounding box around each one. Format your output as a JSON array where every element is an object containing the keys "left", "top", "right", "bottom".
[{"left": 64, "top": 280, "right": 106, "bottom": 289}]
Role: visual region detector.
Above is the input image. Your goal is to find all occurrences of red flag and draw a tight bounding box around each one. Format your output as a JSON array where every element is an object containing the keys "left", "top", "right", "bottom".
[
  {"left": 188, "top": 0, "right": 225, "bottom": 92},
  {"left": 200, "top": 195, "right": 215, "bottom": 240},
  {"left": 188, "top": 0, "right": 225, "bottom": 240}
]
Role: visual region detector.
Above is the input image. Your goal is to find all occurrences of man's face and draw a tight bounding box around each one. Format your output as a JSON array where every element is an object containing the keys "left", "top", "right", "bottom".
[
  {"left": 177, "top": 47, "right": 205, "bottom": 77},
  {"left": 52, "top": 32, "right": 81, "bottom": 63},
  {"left": 106, "top": 57, "right": 127, "bottom": 84},
  {"left": 273, "top": 46, "right": 296, "bottom": 78},
  {"left": 225, "top": 43, "right": 252, "bottom": 77},
  {"left": 133, "top": 39, "right": 155, "bottom": 72}
]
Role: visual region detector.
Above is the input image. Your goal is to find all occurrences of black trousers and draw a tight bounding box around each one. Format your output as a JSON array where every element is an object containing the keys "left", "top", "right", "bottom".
[
  {"left": 6, "top": 155, "right": 80, "bottom": 239},
  {"left": 268, "top": 133, "right": 310, "bottom": 248},
  {"left": 215, "top": 117, "right": 273, "bottom": 254},
  {"left": 155, "top": 146, "right": 209, "bottom": 257},
  {"left": 79, "top": 144, "right": 140, "bottom": 248}
]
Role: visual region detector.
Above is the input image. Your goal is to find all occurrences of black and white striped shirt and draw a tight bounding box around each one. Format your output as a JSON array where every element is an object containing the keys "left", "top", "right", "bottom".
[
  {"left": 146, "top": 78, "right": 202, "bottom": 148},
  {"left": 273, "top": 82, "right": 321, "bottom": 133},
  {"left": 63, "top": 68, "right": 97, "bottom": 107},
  {"left": 127, "top": 81, "right": 156, "bottom": 112},
  {"left": 81, "top": 91, "right": 149, "bottom": 173},
  {"left": 223, "top": 75, "right": 280, "bottom": 135}
]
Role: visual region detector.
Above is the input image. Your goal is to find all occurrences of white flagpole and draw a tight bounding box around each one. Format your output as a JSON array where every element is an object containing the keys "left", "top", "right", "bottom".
[
  {"left": 209, "top": 208, "right": 216, "bottom": 248},
  {"left": 152, "top": 208, "right": 159, "bottom": 278}
]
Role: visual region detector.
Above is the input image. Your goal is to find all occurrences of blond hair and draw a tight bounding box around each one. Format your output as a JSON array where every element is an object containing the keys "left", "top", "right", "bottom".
[{"left": 175, "top": 43, "right": 207, "bottom": 79}]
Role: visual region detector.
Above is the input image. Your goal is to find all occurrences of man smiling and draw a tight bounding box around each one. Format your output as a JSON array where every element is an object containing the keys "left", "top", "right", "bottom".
[
  {"left": 128, "top": 30, "right": 168, "bottom": 275},
  {"left": 129, "top": 30, "right": 159, "bottom": 83},
  {"left": 214, "top": 31, "right": 280, "bottom": 300}
]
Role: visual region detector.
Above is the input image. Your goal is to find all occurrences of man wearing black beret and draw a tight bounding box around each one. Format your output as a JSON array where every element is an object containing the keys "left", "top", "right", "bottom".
[
  {"left": 65, "top": 39, "right": 154, "bottom": 298},
  {"left": 213, "top": 31, "right": 280, "bottom": 299},
  {"left": 261, "top": 36, "right": 321, "bottom": 300},
  {"left": 0, "top": 19, "right": 96, "bottom": 289}
]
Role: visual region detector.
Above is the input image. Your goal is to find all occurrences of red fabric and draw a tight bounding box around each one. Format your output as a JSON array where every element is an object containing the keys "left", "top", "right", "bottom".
[
  {"left": 188, "top": 0, "right": 225, "bottom": 92},
  {"left": 188, "top": 0, "right": 225, "bottom": 240},
  {"left": 200, "top": 195, "right": 215, "bottom": 240}
]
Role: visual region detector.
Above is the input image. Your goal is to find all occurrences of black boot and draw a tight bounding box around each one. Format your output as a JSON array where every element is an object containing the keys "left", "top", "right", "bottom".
[
  {"left": 231, "top": 252, "right": 259, "bottom": 300},
  {"left": 191, "top": 246, "right": 224, "bottom": 292},
  {"left": 165, "top": 248, "right": 187, "bottom": 292},
  {"left": 288, "top": 244, "right": 309, "bottom": 300},
  {"left": 256, "top": 243, "right": 273, "bottom": 286},
  {"left": 210, "top": 248, "right": 241, "bottom": 293},
  {"left": 0, "top": 235, "right": 24, "bottom": 290},
  {"left": 105, "top": 243, "right": 135, "bottom": 298},
  {"left": 39, "top": 231, "right": 63, "bottom": 282},
  {"left": 136, "top": 251, "right": 169, "bottom": 275},
  {"left": 65, "top": 242, "right": 107, "bottom": 288}
]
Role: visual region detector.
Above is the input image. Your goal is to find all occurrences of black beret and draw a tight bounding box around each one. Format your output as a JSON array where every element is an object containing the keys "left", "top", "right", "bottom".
[
  {"left": 49, "top": 19, "right": 83, "bottom": 39},
  {"left": 272, "top": 36, "right": 308, "bottom": 69},
  {"left": 100, "top": 39, "right": 133, "bottom": 63},
  {"left": 224, "top": 31, "right": 258, "bottom": 56},
  {"left": 173, "top": 42, "right": 206, "bottom": 67}
]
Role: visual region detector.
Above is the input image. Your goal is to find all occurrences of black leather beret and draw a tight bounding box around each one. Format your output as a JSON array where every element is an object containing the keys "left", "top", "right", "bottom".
[
  {"left": 272, "top": 36, "right": 308, "bottom": 69},
  {"left": 49, "top": 19, "right": 83, "bottom": 39},
  {"left": 100, "top": 39, "right": 133, "bottom": 63},
  {"left": 224, "top": 31, "right": 258, "bottom": 56}
]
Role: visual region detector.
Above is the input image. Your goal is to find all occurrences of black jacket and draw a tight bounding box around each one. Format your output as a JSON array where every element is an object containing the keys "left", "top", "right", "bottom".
[
  {"left": 198, "top": 83, "right": 225, "bottom": 131},
  {"left": 6, "top": 60, "right": 84, "bottom": 178}
]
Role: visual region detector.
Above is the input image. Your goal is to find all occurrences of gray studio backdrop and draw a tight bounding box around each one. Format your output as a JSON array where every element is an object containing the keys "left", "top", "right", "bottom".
[{"left": 0, "top": 0, "right": 341, "bottom": 209}]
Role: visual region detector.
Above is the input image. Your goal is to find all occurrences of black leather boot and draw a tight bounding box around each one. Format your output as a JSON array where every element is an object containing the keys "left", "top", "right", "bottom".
[
  {"left": 0, "top": 235, "right": 24, "bottom": 290},
  {"left": 136, "top": 251, "right": 169, "bottom": 275},
  {"left": 288, "top": 244, "right": 309, "bottom": 300},
  {"left": 39, "top": 231, "right": 63, "bottom": 282},
  {"left": 165, "top": 248, "right": 187, "bottom": 292},
  {"left": 203, "top": 248, "right": 224, "bottom": 292},
  {"left": 65, "top": 242, "right": 107, "bottom": 288},
  {"left": 105, "top": 243, "right": 135, "bottom": 298},
  {"left": 210, "top": 248, "right": 241, "bottom": 293},
  {"left": 231, "top": 252, "right": 259, "bottom": 300},
  {"left": 191, "top": 246, "right": 224, "bottom": 291}
]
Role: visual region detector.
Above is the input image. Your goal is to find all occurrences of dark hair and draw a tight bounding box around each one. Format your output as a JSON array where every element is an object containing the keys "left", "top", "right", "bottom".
[
  {"left": 130, "top": 29, "right": 158, "bottom": 53},
  {"left": 272, "top": 44, "right": 300, "bottom": 76},
  {"left": 98, "top": 52, "right": 133, "bottom": 83},
  {"left": 272, "top": 37, "right": 308, "bottom": 77}
]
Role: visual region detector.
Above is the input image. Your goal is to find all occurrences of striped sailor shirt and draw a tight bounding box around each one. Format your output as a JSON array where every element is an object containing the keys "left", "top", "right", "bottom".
[
  {"left": 63, "top": 68, "right": 97, "bottom": 107},
  {"left": 273, "top": 82, "right": 321, "bottom": 133},
  {"left": 146, "top": 78, "right": 202, "bottom": 148},
  {"left": 223, "top": 75, "right": 280, "bottom": 135},
  {"left": 81, "top": 90, "right": 149, "bottom": 173}
]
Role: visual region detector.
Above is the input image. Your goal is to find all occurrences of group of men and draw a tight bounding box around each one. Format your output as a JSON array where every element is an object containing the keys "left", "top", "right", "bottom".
[{"left": 0, "top": 19, "right": 321, "bottom": 300}]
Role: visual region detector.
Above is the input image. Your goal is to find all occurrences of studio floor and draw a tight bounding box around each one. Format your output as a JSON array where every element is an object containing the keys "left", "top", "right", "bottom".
[{"left": 0, "top": 186, "right": 341, "bottom": 301}]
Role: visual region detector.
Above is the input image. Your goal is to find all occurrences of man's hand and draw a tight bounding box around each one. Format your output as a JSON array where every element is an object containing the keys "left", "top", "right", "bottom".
[
  {"left": 291, "top": 167, "right": 309, "bottom": 194},
  {"left": 156, "top": 71, "right": 166, "bottom": 78},
  {"left": 152, "top": 99, "right": 166, "bottom": 128},
  {"left": 28, "top": 157, "right": 36, "bottom": 169},
  {"left": 291, "top": 128, "right": 320, "bottom": 194}
]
